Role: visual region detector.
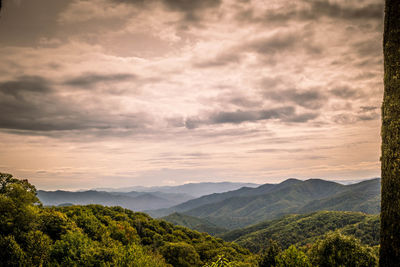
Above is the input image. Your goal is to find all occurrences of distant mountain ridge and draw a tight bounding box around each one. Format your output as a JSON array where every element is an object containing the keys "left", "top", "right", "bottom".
[
  {"left": 37, "top": 181, "right": 260, "bottom": 211},
  {"left": 94, "top": 182, "right": 260, "bottom": 197},
  {"left": 37, "top": 190, "right": 194, "bottom": 211},
  {"left": 149, "top": 178, "right": 381, "bottom": 229}
]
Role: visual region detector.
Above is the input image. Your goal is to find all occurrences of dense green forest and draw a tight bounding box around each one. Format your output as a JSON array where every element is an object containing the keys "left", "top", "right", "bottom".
[
  {"left": 1, "top": 173, "right": 380, "bottom": 266},
  {"left": 162, "top": 213, "right": 228, "bottom": 236},
  {"left": 220, "top": 211, "right": 379, "bottom": 253},
  {"left": 0, "top": 173, "right": 255, "bottom": 266}
]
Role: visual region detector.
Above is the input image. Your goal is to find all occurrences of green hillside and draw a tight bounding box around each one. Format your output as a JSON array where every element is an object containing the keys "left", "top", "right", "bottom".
[
  {"left": 0, "top": 173, "right": 256, "bottom": 266},
  {"left": 159, "top": 178, "right": 380, "bottom": 229},
  {"left": 220, "top": 211, "right": 380, "bottom": 253},
  {"left": 162, "top": 213, "right": 228, "bottom": 236},
  {"left": 299, "top": 179, "right": 381, "bottom": 214}
]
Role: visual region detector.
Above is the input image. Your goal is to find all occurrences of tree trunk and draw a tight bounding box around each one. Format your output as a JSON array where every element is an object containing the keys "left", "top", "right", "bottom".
[{"left": 380, "top": 0, "right": 400, "bottom": 266}]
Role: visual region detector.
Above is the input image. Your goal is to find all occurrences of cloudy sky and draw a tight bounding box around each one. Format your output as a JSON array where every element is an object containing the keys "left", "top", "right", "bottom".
[{"left": 0, "top": 0, "right": 383, "bottom": 190}]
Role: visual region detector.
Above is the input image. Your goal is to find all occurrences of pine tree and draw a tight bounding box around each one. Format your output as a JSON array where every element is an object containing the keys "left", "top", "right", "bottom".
[{"left": 380, "top": 0, "right": 400, "bottom": 266}]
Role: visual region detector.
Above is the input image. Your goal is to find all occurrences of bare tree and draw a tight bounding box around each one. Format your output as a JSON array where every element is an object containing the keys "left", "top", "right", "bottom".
[{"left": 380, "top": 0, "right": 400, "bottom": 266}]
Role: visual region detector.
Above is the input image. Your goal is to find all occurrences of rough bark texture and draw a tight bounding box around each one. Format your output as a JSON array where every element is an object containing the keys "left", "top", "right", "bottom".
[{"left": 380, "top": 0, "right": 400, "bottom": 266}]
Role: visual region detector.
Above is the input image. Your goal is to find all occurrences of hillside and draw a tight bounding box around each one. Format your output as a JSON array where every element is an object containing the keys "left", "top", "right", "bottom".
[
  {"left": 1, "top": 174, "right": 256, "bottom": 266},
  {"left": 152, "top": 178, "right": 380, "bottom": 229},
  {"left": 162, "top": 213, "right": 228, "bottom": 236},
  {"left": 299, "top": 179, "right": 381, "bottom": 214},
  {"left": 38, "top": 190, "right": 193, "bottom": 211},
  {"left": 220, "top": 211, "right": 380, "bottom": 253},
  {"left": 1, "top": 173, "right": 380, "bottom": 266}
]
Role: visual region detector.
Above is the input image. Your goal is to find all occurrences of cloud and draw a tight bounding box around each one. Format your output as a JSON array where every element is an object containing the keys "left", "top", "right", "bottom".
[
  {"left": 184, "top": 106, "right": 319, "bottom": 129},
  {"left": 0, "top": 75, "right": 52, "bottom": 97},
  {"left": 235, "top": 0, "right": 383, "bottom": 25},
  {"left": 0, "top": 75, "right": 151, "bottom": 133},
  {"left": 193, "top": 52, "right": 241, "bottom": 68},
  {"left": 360, "top": 106, "right": 378, "bottom": 112},
  {"left": 265, "top": 88, "right": 327, "bottom": 110},
  {"left": 237, "top": 29, "right": 322, "bottom": 64},
  {"left": 329, "top": 86, "right": 359, "bottom": 99},
  {"left": 162, "top": 0, "right": 221, "bottom": 19},
  {"left": 0, "top": 0, "right": 70, "bottom": 46},
  {"left": 64, "top": 72, "right": 136, "bottom": 88},
  {"left": 111, "top": 0, "right": 222, "bottom": 23},
  {"left": 307, "top": 1, "right": 383, "bottom": 21}
]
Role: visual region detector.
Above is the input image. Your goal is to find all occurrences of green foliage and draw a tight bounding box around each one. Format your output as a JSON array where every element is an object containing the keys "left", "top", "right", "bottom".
[
  {"left": 0, "top": 173, "right": 254, "bottom": 266},
  {"left": 0, "top": 173, "right": 41, "bottom": 238},
  {"left": 258, "top": 240, "right": 281, "bottom": 267},
  {"left": 275, "top": 245, "right": 311, "bottom": 267},
  {"left": 220, "top": 211, "right": 380, "bottom": 253},
  {"left": 115, "top": 242, "right": 167, "bottom": 267},
  {"left": 309, "top": 232, "right": 378, "bottom": 267},
  {"left": 162, "top": 212, "right": 228, "bottom": 235},
  {"left": 161, "top": 241, "right": 202, "bottom": 266},
  {"left": 0, "top": 235, "right": 26, "bottom": 266},
  {"left": 25, "top": 230, "right": 52, "bottom": 266},
  {"left": 203, "top": 255, "right": 237, "bottom": 267}
]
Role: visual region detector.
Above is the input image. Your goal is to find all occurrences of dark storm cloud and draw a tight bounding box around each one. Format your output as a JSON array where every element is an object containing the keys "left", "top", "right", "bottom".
[
  {"left": 0, "top": 76, "right": 150, "bottom": 134},
  {"left": 184, "top": 106, "right": 319, "bottom": 129},
  {"left": 64, "top": 73, "right": 136, "bottom": 88},
  {"left": 210, "top": 107, "right": 295, "bottom": 124},
  {"left": 236, "top": 0, "right": 383, "bottom": 25},
  {"left": 0, "top": 76, "right": 52, "bottom": 98},
  {"left": 265, "top": 88, "right": 327, "bottom": 110},
  {"left": 113, "top": 0, "right": 221, "bottom": 22},
  {"left": 307, "top": 0, "right": 383, "bottom": 21},
  {"left": 162, "top": 0, "right": 221, "bottom": 15}
]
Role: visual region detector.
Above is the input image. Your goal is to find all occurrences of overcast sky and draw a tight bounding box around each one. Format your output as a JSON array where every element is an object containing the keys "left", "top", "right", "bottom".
[{"left": 0, "top": 0, "right": 383, "bottom": 190}]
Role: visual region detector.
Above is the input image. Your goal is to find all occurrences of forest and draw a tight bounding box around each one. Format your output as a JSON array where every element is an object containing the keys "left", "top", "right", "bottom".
[{"left": 0, "top": 173, "right": 379, "bottom": 266}]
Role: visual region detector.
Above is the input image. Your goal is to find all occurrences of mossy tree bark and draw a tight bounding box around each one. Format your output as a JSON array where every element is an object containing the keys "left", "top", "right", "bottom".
[{"left": 380, "top": 0, "right": 400, "bottom": 266}]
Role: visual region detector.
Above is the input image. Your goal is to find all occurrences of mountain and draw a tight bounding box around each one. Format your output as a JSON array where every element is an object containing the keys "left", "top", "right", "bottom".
[
  {"left": 298, "top": 179, "right": 381, "bottom": 214},
  {"left": 95, "top": 182, "right": 260, "bottom": 197},
  {"left": 37, "top": 190, "right": 193, "bottom": 211},
  {"left": 219, "top": 210, "right": 380, "bottom": 253},
  {"left": 114, "top": 191, "right": 194, "bottom": 205},
  {"left": 161, "top": 212, "right": 228, "bottom": 236},
  {"left": 150, "top": 178, "right": 380, "bottom": 229}
]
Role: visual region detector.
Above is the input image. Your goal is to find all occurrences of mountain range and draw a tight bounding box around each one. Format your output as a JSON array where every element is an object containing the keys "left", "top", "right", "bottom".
[
  {"left": 37, "top": 190, "right": 194, "bottom": 211},
  {"left": 154, "top": 178, "right": 380, "bottom": 229},
  {"left": 93, "top": 182, "right": 260, "bottom": 197},
  {"left": 38, "top": 181, "right": 259, "bottom": 211},
  {"left": 38, "top": 178, "right": 380, "bottom": 231}
]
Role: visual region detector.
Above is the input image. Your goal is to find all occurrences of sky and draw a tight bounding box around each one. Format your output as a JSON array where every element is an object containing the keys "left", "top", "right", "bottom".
[{"left": 0, "top": 0, "right": 384, "bottom": 190}]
